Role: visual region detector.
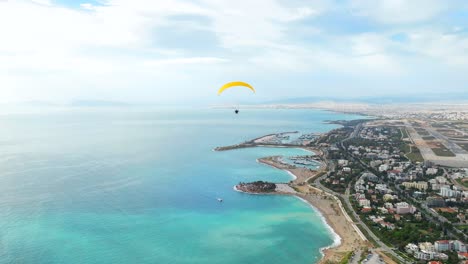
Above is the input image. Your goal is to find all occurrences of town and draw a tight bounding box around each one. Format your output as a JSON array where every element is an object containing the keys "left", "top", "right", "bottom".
[{"left": 314, "top": 118, "right": 468, "bottom": 264}]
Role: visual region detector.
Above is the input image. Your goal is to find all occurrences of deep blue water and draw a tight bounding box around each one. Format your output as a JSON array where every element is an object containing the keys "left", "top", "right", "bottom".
[{"left": 0, "top": 108, "right": 362, "bottom": 264}]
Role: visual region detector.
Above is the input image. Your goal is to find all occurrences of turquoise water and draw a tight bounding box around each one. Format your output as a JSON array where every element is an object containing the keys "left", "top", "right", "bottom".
[{"left": 0, "top": 108, "right": 362, "bottom": 264}]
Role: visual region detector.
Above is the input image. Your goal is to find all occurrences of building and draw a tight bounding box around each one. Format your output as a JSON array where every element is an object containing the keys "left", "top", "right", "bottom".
[
  {"left": 362, "top": 172, "right": 379, "bottom": 182},
  {"left": 434, "top": 240, "right": 450, "bottom": 252},
  {"left": 358, "top": 198, "right": 371, "bottom": 207},
  {"left": 440, "top": 187, "right": 460, "bottom": 198},
  {"left": 419, "top": 242, "right": 435, "bottom": 252},
  {"left": 415, "top": 212, "right": 422, "bottom": 221},
  {"left": 338, "top": 159, "right": 348, "bottom": 166},
  {"left": 426, "top": 168, "right": 438, "bottom": 175},
  {"left": 396, "top": 202, "right": 416, "bottom": 214},
  {"left": 426, "top": 196, "right": 445, "bottom": 208},
  {"left": 414, "top": 250, "right": 434, "bottom": 260},
  {"left": 375, "top": 184, "right": 389, "bottom": 193},
  {"left": 370, "top": 160, "right": 382, "bottom": 167},
  {"left": 451, "top": 240, "right": 467, "bottom": 252},
  {"left": 402, "top": 181, "right": 428, "bottom": 191},
  {"left": 405, "top": 243, "right": 419, "bottom": 253},
  {"left": 379, "top": 164, "right": 389, "bottom": 172},
  {"left": 435, "top": 176, "right": 447, "bottom": 184}
]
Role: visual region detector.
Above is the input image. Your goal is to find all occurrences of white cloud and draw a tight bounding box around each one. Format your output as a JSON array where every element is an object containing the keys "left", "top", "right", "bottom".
[
  {"left": 143, "top": 57, "right": 228, "bottom": 67},
  {"left": 350, "top": 0, "right": 450, "bottom": 24},
  {"left": 405, "top": 29, "right": 468, "bottom": 66},
  {"left": 0, "top": 0, "right": 467, "bottom": 102}
]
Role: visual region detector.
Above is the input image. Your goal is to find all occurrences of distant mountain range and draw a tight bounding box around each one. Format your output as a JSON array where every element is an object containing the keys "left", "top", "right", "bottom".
[
  {"left": 260, "top": 93, "right": 468, "bottom": 105},
  {"left": 4, "top": 93, "right": 468, "bottom": 109}
]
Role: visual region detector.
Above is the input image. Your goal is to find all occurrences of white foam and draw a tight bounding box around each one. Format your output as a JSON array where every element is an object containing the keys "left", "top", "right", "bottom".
[
  {"left": 284, "top": 170, "right": 297, "bottom": 180},
  {"left": 294, "top": 196, "right": 342, "bottom": 256}
]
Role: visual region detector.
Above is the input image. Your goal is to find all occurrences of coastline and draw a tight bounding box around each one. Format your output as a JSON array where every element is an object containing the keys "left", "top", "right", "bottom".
[
  {"left": 235, "top": 156, "right": 367, "bottom": 264},
  {"left": 294, "top": 196, "right": 342, "bottom": 256}
]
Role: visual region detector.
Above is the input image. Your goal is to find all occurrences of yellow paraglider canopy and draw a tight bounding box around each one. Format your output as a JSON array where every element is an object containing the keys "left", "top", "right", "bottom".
[{"left": 217, "top": 81, "right": 255, "bottom": 95}]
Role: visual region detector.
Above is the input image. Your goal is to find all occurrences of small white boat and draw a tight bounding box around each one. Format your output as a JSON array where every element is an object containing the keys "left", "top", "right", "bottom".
[{"left": 217, "top": 198, "right": 223, "bottom": 202}]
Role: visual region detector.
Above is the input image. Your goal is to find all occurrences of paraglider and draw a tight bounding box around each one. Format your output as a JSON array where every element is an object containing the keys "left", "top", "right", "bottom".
[
  {"left": 217, "top": 81, "right": 255, "bottom": 95},
  {"left": 217, "top": 81, "right": 255, "bottom": 114}
]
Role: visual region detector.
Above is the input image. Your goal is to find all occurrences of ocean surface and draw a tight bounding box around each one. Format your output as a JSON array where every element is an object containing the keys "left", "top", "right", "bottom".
[{"left": 0, "top": 108, "right": 362, "bottom": 264}]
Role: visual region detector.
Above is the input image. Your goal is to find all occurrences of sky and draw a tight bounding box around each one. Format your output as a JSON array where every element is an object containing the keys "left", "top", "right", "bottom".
[{"left": 0, "top": 0, "right": 468, "bottom": 104}]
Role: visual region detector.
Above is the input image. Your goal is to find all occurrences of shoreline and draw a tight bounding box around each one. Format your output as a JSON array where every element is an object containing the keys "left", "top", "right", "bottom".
[
  {"left": 234, "top": 185, "right": 343, "bottom": 258},
  {"left": 294, "top": 196, "right": 342, "bottom": 256},
  {"left": 229, "top": 145, "right": 367, "bottom": 264}
]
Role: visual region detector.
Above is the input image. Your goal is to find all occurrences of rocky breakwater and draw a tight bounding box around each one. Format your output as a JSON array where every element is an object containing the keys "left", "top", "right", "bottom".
[{"left": 235, "top": 181, "right": 276, "bottom": 194}]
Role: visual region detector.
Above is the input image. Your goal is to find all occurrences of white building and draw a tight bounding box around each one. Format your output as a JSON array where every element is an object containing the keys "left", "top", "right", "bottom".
[
  {"left": 396, "top": 202, "right": 416, "bottom": 214},
  {"left": 338, "top": 159, "right": 348, "bottom": 166},
  {"left": 439, "top": 187, "right": 460, "bottom": 198},
  {"left": 405, "top": 243, "right": 419, "bottom": 254},
  {"left": 379, "top": 164, "right": 389, "bottom": 172},
  {"left": 414, "top": 250, "right": 434, "bottom": 260},
  {"left": 426, "top": 168, "right": 438, "bottom": 175},
  {"left": 375, "top": 184, "right": 389, "bottom": 193},
  {"left": 451, "top": 240, "right": 467, "bottom": 252},
  {"left": 435, "top": 176, "right": 447, "bottom": 184},
  {"left": 434, "top": 240, "right": 450, "bottom": 252},
  {"left": 358, "top": 198, "right": 371, "bottom": 207}
]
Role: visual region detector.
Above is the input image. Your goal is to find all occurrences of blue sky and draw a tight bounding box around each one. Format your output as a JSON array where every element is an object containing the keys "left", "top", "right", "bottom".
[{"left": 0, "top": 0, "right": 467, "bottom": 104}]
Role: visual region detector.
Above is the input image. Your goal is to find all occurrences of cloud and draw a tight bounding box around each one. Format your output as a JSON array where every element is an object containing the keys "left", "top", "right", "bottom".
[
  {"left": 143, "top": 57, "right": 228, "bottom": 67},
  {"left": 0, "top": 0, "right": 467, "bottom": 103},
  {"left": 404, "top": 29, "right": 468, "bottom": 66},
  {"left": 349, "top": 0, "right": 451, "bottom": 24}
]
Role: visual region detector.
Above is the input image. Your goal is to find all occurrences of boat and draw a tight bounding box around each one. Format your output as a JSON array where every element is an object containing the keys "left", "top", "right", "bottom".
[{"left": 217, "top": 198, "right": 223, "bottom": 202}]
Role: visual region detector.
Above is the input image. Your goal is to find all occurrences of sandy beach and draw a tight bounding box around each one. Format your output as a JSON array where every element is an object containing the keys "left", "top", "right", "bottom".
[{"left": 257, "top": 154, "right": 370, "bottom": 264}]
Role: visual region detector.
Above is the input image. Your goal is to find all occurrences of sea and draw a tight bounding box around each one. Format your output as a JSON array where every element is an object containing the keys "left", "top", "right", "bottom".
[{"left": 0, "top": 108, "right": 362, "bottom": 264}]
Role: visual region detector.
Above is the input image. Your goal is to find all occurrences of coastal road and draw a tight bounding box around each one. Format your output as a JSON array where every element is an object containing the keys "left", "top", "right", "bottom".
[
  {"left": 313, "top": 177, "right": 407, "bottom": 263},
  {"left": 314, "top": 121, "right": 410, "bottom": 264}
]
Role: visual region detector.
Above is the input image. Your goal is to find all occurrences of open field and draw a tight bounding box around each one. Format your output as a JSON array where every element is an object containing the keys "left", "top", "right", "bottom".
[
  {"left": 431, "top": 148, "right": 456, "bottom": 157},
  {"left": 406, "top": 148, "right": 425, "bottom": 162},
  {"left": 425, "top": 141, "right": 456, "bottom": 157}
]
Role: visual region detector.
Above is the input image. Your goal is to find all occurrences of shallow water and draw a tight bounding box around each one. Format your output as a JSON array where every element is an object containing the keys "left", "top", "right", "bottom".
[{"left": 0, "top": 108, "right": 362, "bottom": 264}]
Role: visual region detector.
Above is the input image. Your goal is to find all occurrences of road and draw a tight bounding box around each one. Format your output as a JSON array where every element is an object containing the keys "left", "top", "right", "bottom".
[
  {"left": 312, "top": 121, "right": 412, "bottom": 264},
  {"left": 313, "top": 175, "right": 408, "bottom": 263},
  {"left": 425, "top": 126, "right": 468, "bottom": 155},
  {"left": 394, "top": 182, "right": 468, "bottom": 241}
]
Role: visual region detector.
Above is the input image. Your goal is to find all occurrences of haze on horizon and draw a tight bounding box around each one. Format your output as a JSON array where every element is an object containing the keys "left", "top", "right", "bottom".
[{"left": 1, "top": 0, "right": 468, "bottom": 105}]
